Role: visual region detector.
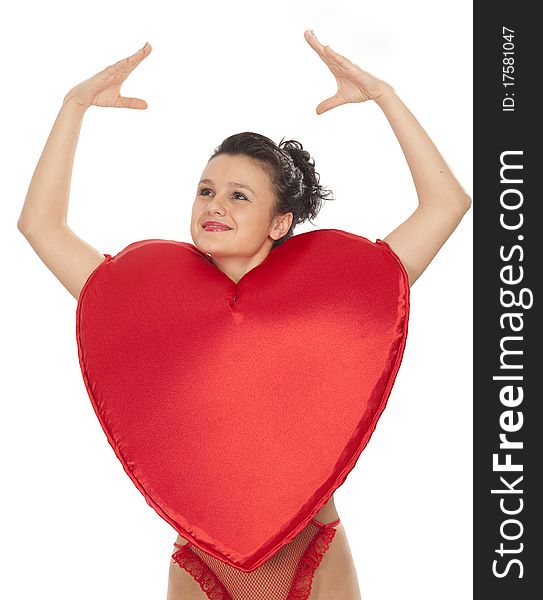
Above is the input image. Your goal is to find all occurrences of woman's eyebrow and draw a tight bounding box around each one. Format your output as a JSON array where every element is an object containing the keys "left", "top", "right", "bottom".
[{"left": 199, "top": 178, "right": 256, "bottom": 196}]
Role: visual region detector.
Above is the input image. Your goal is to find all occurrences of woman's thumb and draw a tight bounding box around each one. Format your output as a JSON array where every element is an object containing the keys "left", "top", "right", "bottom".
[
  {"left": 316, "top": 93, "right": 345, "bottom": 115},
  {"left": 116, "top": 96, "right": 148, "bottom": 110}
]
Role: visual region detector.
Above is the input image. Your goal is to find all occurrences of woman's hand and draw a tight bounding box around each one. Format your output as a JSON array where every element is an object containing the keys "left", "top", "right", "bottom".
[
  {"left": 62, "top": 42, "right": 152, "bottom": 109},
  {"left": 304, "top": 30, "right": 394, "bottom": 114}
]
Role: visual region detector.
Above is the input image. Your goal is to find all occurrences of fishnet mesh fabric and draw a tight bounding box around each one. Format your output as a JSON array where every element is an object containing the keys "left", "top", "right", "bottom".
[{"left": 171, "top": 518, "right": 340, "bottom": 599}]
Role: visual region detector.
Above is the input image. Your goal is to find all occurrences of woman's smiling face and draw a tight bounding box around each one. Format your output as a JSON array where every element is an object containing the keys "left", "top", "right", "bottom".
[{"left": 190, "top": 153, "right": 292, "bottom": 267}]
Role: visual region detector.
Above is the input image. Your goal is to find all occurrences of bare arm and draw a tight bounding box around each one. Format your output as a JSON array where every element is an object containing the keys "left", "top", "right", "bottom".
[
  {"left": 304, "top": 29, "right": 471, "bottom": 286},
  {"left": 375, "top": 91, "right": 471, "bottom": 286},
  {"left": 17, "top": 98, "right": 107, "bottom": 301},
  {"left": 17, "top": 42, "right": 151, "bottom": 301}
]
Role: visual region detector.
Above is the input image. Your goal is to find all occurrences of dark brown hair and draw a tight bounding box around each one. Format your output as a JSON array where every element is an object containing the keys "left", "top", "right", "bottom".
[{"left": 209, "top": 132, "right": 334, "bottom": 249}]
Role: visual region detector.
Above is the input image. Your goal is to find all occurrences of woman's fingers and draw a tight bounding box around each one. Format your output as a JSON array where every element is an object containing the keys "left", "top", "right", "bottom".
[
  {"left": 304, "top": 29, "right": 392, "bottom": 108},
  {"left": 304, "top": 29, "right": 334, "bottom": 65},
  {"left": 304, "top": 30, "right": 349, "bottom": 68},
  {"left": 125, "top": 42, "right": 152, "bottom": 69},
  {"left": 304, "top": 29, "right": 326, "bottom": 56},
  {"left": 123, "top": 42, "right": 152, "bottom": 64},
  {"left": 62, "top": 42, "right": 152, "bottom": 109},
  {"left": 107, "top": 42, "right": 152, "bottom": 76}
]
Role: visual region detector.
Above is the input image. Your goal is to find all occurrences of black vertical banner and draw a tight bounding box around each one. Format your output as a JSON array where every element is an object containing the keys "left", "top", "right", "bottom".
[{"left": 474, "top": 2, "right": 540, "bottom": 598}]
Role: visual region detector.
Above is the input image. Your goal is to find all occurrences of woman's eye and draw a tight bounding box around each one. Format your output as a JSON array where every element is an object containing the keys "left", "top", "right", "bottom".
[{"left": 199, "top": 188, "right": 248, "bottom": 201}]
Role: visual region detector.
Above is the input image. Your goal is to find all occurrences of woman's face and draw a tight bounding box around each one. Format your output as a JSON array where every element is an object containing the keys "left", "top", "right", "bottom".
[{"left": 190, "top": 153, "right": 293, "bottom": 266}]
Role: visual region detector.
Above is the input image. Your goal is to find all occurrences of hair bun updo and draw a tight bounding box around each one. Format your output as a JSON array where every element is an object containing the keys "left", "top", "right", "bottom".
[{"left": 210, "top": 132, "right": 335, "bottom": 249}]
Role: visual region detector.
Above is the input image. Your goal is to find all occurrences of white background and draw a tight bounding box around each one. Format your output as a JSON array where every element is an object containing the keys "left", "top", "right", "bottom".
[{"left": 1, "top": 0, "right": 472, "bottom": 598}]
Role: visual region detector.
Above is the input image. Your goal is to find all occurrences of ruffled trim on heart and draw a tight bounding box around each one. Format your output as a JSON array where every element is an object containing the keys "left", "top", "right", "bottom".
[
  {"left": 171, "top": 544, "right": 232, "bottom": 599},
  {"left": 286, "top": 522, "right": 339, "bottom": 599}
]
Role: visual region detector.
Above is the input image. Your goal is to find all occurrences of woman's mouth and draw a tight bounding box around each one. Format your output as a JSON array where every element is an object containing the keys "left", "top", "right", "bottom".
[
  {"left": 203, "top": 226, "right": 231, "bottom": 232},
  {"left": 202, "top": 221, "right": 233, "bottom": 232}
]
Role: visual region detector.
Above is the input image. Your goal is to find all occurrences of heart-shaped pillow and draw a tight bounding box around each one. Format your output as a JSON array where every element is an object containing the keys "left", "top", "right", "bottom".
[{"left": 76, "top": 228, "right": 409, "bottom": 571}]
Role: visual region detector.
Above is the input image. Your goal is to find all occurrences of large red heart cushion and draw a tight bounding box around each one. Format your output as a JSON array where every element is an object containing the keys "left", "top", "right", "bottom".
[{"left": 76, "top": 228, "right": 410, "bottom": 571}]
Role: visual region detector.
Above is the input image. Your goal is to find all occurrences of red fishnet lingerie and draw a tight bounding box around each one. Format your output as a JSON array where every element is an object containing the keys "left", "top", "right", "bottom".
[{"left": 171, "top": 516, "right": 341, "bottom": 599}]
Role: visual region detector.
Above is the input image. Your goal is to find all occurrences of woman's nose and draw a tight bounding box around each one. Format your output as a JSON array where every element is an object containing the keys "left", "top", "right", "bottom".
[{"left": 206, "top": 196, "right": 227, "bottom": 214}]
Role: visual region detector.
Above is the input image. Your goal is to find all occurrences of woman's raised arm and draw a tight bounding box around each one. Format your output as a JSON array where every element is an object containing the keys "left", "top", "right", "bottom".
[
  {"left": 304, "top": 30, "right": 471, "bottom": 286},
  {"left": 373, "top": 90, "right": 471, "bottom": 286},
  {"left": 17, "top": 42, "right": 152, "bottom": 300}
]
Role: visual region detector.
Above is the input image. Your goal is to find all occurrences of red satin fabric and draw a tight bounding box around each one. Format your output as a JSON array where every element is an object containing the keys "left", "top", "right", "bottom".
[{"left": 76, "top": 228, "right": 410, "bottom": 571}]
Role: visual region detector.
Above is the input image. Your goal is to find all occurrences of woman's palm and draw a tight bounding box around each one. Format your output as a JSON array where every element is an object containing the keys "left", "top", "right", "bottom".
[
  {"left": 304, "top": 30, "right": 393, "bottom": 114},
  {"left": 63, "top": 42, "right": 152, "bottom": 109}
]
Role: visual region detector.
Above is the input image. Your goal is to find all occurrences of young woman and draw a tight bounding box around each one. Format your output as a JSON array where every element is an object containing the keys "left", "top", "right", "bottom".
[{"left": 17, "top": 30, "right": 471, "bottom": 600}]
